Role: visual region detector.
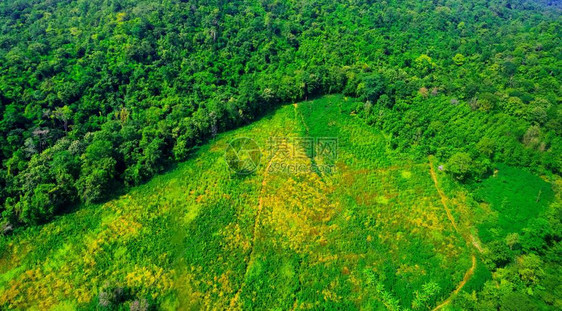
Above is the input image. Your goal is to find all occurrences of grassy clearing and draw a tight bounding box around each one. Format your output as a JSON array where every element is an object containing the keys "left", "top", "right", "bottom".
[
  {"left": 0, "top": 106, "right": 295, "bottom": 310},
  {"left": 295, "top": 95, "right": 472, "bottom": 309},
  {"left": 1, "top": 95, "right": 488, "bottom": 310}
]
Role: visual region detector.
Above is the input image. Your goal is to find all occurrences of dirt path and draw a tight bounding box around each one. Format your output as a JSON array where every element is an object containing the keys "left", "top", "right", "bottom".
[
  {"left": 428, "top": 158, "right": 460, "bottom": 234},
  {"left": 428, "top": 156, "right": 484, "bottom": 254},
  {"left": 433, "top": 255, "right": 477, "bottom": 311},
  {"left": 428, "top": 156, "right": 482, "bottom": 310}
]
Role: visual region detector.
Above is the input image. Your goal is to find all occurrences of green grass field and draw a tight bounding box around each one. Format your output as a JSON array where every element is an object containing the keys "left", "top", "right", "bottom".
[
  {"left": 472, "top": 164, "right": 554, "bottom": 243},
  {"left": 0, "top": 95, "right": 554, "bottom": 310}
]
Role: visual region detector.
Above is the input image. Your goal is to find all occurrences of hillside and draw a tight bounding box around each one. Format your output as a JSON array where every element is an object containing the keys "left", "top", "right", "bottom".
[
  {"left": 1, "top": 95, "right": 560, "bottom": 310},
  {"left": 0, "top": 0, "right": 560, "bottom": 226},
  {"left": 0, "top": 0, "right": 561, "bottom": 309}
]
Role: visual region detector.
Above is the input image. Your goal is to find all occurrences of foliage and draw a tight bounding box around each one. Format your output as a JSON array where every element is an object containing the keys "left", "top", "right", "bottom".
[
  {"left": 0, "top": 96, "right": 560, "bottom": 310},
  {"left": 0, "top": 0, "right": 559, "bottom": 226},
  {"left": 0, "top": 0, "right": 560, "bottom": 308}
]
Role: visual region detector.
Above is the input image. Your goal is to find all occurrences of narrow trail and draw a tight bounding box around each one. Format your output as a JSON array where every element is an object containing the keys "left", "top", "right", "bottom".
[
  {"left": 230, "top": 104, "right": 300, "bottom": 309},
  {"left": 428, "top": 156, "right": 484, "bottom": 254},
  {"left": 290, "top": 102, "right": 308, "bottom": 311},
  {"left": 433, "top": 255, "right": 477, "bottom": 311},
  {"left": 294, "top": 103, "right": 309, "bottom": 135},
  {"left": 428, "top": 156, "right": 482, "bottom": 311},
  {"left": 229, "top": 142, "right": 278, "bottom": 309},
  {"left": 428, "top": 158, "right": 460, "bottom": 234}
]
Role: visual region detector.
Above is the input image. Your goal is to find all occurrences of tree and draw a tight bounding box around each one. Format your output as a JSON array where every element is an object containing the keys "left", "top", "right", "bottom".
[
  {"left": 446, "top": 152, "right": 473, "bottom": 181},
  {"left": 517, "top": 253, "right": 544, "bottom": 285},
  {"left": 77, "top": 140, "right": 117, "bottom": 203},
  {"left": 476, "top": 137, "right": 495, "bottom": 158},
  {"left": 522, "top": 125, "right": 541, "bottom": 149},
  {"left": 411, "top": 282, "right": 440, "bottom": 310},
  {"left": 414, "top": 54, "right": 436, "bottom": 76},
  {"left": 15, "top": 184, "right": 57, "bottom": 225},
  {"left": 53, "top": 106, "right": 73, "bottom": 132},
  {"left": 502, "top": 61, "right": 518, "bottom": 77},
  {"left": 506, "top": 233, "right": 520, "bottom": 250},
  {"left": 453, "top": 53, "right": 466, "bottom": 66},
  {"left": 51, "top": 150, "right": 79, "bottom": 200},
  {"left": 77, "top": 157, "right": 117, "bottom": 203},
  {"left": 486, "top": 240, "right": 513, "bottom": 268},
  {"left": 358, "top": 74, "right": 386, "bottom": 103},
  {"left": 502, "top": 96, "right": 524, "bottom": 115},
  {"left": 377, "top": 94, "right": 392, "bottom": 108},
  {"left": 520, "top": 218, "right": 552, "bottom": 253},
  {"left": 500, "top": 291, "right": 537, "bottom": 311}
]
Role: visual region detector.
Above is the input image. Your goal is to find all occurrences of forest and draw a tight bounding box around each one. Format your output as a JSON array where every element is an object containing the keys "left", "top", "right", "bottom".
[{"left": 0, "top": 0, "right": 561, "bottom": 310}]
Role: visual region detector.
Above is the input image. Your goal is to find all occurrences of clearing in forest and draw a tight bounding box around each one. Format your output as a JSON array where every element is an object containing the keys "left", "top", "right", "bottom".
[{"left": 0, "top": 95, "right": 479, "bottom": 310}]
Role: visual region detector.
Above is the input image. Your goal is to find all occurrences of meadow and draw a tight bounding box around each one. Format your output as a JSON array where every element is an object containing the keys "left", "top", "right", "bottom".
[{"left": 0, "top": 95, "right": 558, "bottom": 310}]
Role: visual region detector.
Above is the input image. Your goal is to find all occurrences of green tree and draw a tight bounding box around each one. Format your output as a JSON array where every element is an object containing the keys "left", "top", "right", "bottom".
[
  {"left": 77, "top": 140, "right": 117, "bottom": 203},
  {"left": 53, "top": 106, "right": 73, "bottom": 132},
  {"left": 358, "top": 74, "right": 386, "bottom": 103},
  {"left": 446, "top": 152, "right": 473, "bottom": 181},
  {"left": 453, "top": 53, "right": 466, "bottom": 66},
  {"left": 414, "top": 54, "right": 436, "bottom": 76}
]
